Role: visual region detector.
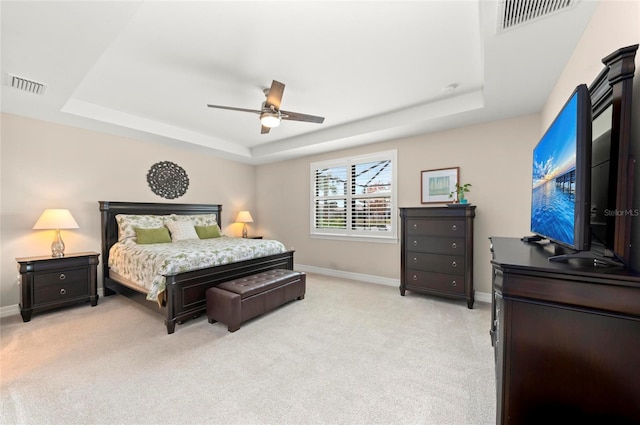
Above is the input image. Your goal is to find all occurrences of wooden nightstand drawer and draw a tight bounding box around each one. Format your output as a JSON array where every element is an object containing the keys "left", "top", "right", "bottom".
[{"left": 33, "top": 268, "right": 89, "bottom": 304}]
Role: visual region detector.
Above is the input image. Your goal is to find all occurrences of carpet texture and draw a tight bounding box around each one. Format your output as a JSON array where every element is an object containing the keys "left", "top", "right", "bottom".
[{"left": 0, "top": 273, "right": 495, "bottom": 424}]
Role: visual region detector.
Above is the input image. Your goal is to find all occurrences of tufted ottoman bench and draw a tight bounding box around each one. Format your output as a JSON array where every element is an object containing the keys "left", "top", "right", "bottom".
[{"left": 206, "top": 269, "right": 306, "bottom": 332}]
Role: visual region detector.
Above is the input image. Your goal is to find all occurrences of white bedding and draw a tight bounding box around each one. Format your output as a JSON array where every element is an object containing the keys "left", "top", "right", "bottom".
[{"left": 108, "top": 236, "right": 287, "bottom": 301}]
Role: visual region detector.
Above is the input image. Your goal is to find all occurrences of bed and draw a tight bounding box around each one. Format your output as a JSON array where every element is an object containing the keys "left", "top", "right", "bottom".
[{"left": 99, "top": 201, "right": 294, "bottom": 334}]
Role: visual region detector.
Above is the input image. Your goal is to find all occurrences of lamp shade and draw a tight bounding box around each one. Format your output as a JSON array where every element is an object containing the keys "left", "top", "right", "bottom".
[
  {"left": 33, "top": 209, "right": 79, "bottom": 230},
  {"left": 235, "top": 211, "right": 254, "bottom": 223}
]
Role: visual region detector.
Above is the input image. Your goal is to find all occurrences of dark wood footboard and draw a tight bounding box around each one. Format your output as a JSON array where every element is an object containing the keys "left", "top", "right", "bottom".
[
  {"left": 99, "top": 201, "right": 294, "bottom": 334},
  {"left": 163, "top": 251, "right": 294, "bottom": 333}
]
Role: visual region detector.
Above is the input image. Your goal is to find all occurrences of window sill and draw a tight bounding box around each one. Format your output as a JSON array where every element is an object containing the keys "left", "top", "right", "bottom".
[{"left": 310, "top": 233, "right": 398, "bottom": 244}]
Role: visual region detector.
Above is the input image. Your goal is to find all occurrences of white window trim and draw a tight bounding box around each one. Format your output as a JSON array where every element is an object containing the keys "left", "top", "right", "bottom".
[{"left": 310, "top": 149, "right": 398, "bottom": 243}]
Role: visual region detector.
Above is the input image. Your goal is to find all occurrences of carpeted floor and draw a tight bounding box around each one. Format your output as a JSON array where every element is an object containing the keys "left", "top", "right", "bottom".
[{"left": 0, "top": 273, "right": 496, "bottom": 424}]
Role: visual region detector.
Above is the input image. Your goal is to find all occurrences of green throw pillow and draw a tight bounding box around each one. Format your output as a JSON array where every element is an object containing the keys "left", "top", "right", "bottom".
[
  {"left": 134, "top": 227, "right": 171, "bottom": 244},
  {"left": 195, "top": 224, "right": 221, "bottom": 239}
]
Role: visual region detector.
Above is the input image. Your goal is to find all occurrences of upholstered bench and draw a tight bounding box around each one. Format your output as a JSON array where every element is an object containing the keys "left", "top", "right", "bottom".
[{"left": 206, "top": 269, "right": 306, "bottom": 332}]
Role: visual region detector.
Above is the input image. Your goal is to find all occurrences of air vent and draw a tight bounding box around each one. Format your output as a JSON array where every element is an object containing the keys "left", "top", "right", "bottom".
[
  {"left": 498, "top": 0, "right": 577, "bottom": 32},
  {"left": 8, "top": 74, "right": 47, "bottom": 95}
]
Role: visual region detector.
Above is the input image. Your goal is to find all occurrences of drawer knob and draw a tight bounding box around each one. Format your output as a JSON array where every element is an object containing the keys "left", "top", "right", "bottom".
[
  {"left": 452, "top": 261, "right": 457, "bottom": 268},
  {"left": 451, "top": 242, "right": 457, "bottom": 249},
  {"left": 59, "top": 273, "right": 66, "bottom": 280},
  {"left": 451, "top": 280, "right": 457, "bottom": 287},
  {"left": 412, "top": 257, "right": 417, "bottom": 263},
  {"left": 412, "top": 240, "right": 418, "bottom": 246},
  {"left": 412, "top": 224, "right": 418, "bottom": 230},
  {"left": 60, "top": 288, "right": 67, "bottom": 295},
  {"left": 412, "top": 275, "right": 418, "bottom": 281},
  {"left": 451, "top": 224, "right": 457, "bottom": 231}
]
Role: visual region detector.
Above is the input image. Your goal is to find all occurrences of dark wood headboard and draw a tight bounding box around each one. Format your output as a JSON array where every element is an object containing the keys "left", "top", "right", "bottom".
[{"left": 98, "top": 201, "right": 223, "bottom": 282}]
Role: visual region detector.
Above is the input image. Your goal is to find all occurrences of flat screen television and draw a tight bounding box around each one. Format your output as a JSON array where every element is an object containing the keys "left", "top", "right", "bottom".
[{"left": 529, "top": 84, "right": 592, "bottom": 253}]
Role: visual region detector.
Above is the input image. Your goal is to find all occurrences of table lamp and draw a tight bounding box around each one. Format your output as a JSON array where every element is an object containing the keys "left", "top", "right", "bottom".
[
  {"left": 236, "top": 210, "right": 254, "bottom": 238},
  {"left": 33, "top": 209, "right": 79, "bottom": 257}
]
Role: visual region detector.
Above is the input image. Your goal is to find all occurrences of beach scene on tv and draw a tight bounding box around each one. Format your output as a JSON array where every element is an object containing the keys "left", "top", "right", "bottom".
[{"left": 530, "top": 95, "right": 578, "bottom": 247}]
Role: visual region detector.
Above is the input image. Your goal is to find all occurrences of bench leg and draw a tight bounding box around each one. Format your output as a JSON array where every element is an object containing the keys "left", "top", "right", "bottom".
[{"left": 206, "top": 288, "right": 241, "bottom": 332}]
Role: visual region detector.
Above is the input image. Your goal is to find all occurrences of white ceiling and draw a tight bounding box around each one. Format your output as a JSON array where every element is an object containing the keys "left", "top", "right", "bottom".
[{"left": 1, "top": 1, "right": 599, "bottom": 164}]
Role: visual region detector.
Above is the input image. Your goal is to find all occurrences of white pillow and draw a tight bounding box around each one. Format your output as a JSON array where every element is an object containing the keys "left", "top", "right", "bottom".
[{"left": 165, "top": 220, "right": 199, "bottom": 242}]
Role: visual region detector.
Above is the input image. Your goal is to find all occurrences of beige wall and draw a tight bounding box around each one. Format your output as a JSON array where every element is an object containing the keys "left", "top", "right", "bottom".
[
  {"left": 544, "top": 0, "right": 640, "bottom": 269},
  {"left": 256, "top": 114, "right": 540, "bottom": 295},
  {"left": 0, "top": 113, "right": 256, "bottom": 308}
]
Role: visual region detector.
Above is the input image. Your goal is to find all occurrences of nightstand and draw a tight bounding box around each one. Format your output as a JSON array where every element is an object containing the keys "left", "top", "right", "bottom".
[
  {"left": 248, "top": 236, "right": 263, "bottom": 239},
  {"left": 17, "top": 252, "right": 100, "bottom": 322}
]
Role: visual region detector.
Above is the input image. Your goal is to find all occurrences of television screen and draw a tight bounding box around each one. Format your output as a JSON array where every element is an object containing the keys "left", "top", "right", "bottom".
[{"left": 530, "top": 84, "right": 592, "bottom": 251}]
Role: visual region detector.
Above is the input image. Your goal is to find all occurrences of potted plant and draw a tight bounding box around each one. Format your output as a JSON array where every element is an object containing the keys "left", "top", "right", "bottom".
[{"left": 450, "top": 182, "right": 472, "bottom": 204}]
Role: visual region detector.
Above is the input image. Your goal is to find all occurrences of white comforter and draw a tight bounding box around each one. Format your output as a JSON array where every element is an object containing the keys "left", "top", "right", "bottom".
[{"left": 108, "top": 236, "right": 287, "bottom": 301}]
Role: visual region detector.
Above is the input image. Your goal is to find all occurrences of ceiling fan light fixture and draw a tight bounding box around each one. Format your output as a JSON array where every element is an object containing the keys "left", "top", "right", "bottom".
[{"left": 260, "top": 112, "right": 281, "bottom": 128}]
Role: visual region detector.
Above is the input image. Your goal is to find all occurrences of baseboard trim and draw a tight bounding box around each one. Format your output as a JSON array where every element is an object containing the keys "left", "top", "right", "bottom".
[
  {"left": 295, "top": 264, "right": 400, "bottom": 287},
  {"left": 1, "top": 272, "right": 490, "bottom": 318},
  {"left": 296, "top": 264, "right": 491, "bottom": 304},
  {"left": 0, "top": 303, "right": 20, "bottom": 319}
]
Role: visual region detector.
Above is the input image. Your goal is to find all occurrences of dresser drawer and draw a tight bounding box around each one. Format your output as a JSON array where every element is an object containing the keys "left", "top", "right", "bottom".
[
  {"left": 406, "top": 236, "right": 465, "bottom": 255},
  {"left": 406, "top": 219, "right": 465, "bottom": 237},
  {"left": 405, "top": 252, "right": 465, "bottom": 275},
  {"left": 405, "top": 270, "right": 465, "bottom": 294},
  {"left": 33, "top": 268, "right": 89, "bottom": 304}
]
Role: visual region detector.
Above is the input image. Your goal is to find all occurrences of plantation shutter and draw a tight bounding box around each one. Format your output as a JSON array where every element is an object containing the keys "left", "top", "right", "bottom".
[
  {"left": 314, "top": 165, "right": 347, "bottom": 230},
  {"left": 351, "top": 160, "right": 392, "bottom": 231},
  {"left": 311, "top": 150, "right": 397, "bottom": 241}
]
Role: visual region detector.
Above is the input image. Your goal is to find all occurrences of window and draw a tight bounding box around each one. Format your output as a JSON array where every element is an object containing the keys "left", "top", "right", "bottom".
[{"left": 310, "top": 150, "right": 397, "bottom": 242}]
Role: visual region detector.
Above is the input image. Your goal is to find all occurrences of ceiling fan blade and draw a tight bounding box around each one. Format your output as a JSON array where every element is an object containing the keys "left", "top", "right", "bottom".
[
  {"left": 261, "top": 125, "right": 271, "bottom": 134},
  {"left": 206, "top": 104, "right": 261, "bottom": 115},
  {"left": 280, "top": 110, "right": 325, "bottom": 124},
  {"left": 265, "top": 80, "right": 285, "bottom": 110}
]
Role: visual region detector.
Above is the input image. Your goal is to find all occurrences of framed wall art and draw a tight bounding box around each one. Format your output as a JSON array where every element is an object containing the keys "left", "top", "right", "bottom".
[{"left": 421, "top": 166, "right": 459, "bottom": 204}]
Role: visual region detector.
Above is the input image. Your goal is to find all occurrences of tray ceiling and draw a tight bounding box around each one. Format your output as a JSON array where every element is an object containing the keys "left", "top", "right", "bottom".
[{"left": 1, "top": 1, "right": 598, "bottom": 164}]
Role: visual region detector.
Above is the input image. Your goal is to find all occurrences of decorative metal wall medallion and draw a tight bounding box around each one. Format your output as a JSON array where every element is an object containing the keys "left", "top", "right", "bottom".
[{"left": 147, "top": 161, "right": 189, "bottom": 199}]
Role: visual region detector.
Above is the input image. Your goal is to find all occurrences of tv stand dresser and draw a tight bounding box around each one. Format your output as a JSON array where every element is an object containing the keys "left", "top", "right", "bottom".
[{"left": 489, "top": 237, "right": 640, "bottom": 424}]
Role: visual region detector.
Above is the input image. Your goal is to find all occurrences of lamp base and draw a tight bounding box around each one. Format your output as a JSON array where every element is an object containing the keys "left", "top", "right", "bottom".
[
  {"left": 242, "top": 224, "right": 248, "bottom": 238},
  {"left": 51, "top": 229, "right": 65, "bottom": 257}
]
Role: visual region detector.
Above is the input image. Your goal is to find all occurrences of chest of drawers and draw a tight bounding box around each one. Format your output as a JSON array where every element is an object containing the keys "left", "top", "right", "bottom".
[
  {"left": 400, "top": 206, "right": 475, "bottom": 308},
  {"left": 17, "top": 252, "right": 100, "bottom": 321}
]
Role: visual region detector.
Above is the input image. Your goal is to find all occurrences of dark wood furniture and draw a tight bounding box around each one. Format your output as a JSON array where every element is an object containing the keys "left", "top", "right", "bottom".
[
  {"left": 489, "top": 237, "right": 640, "bottom": 424},
  {"left": 17, "top": 252, "right": 99, "bottom": 321},
  {"left": 99, "top": 201, "right": 294, "bottom": 334},
  {"left": 400, "top": 206, "right": 475, "bottom": 308},
  {"left": 588, "top": 44, "right": 637, "bottom": 266}
]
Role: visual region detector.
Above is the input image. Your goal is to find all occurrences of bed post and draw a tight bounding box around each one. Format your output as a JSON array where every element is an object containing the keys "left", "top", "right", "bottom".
[{"left": 99, "top": 201, "right": 117, "bottom": 296}]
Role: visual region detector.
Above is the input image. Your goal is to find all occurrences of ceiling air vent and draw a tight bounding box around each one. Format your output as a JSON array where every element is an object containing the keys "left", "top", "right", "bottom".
[
  {"left": 498, "top": 0, "right": 577, "bottom": 32},
  {"left": 8, "top": 73, "right": 47, "bottom": 95}
]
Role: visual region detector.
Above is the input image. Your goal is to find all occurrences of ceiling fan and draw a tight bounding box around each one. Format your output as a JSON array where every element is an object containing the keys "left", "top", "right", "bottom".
[{"left": 207, "top": 80, "right": 325, "bottom": 134}]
